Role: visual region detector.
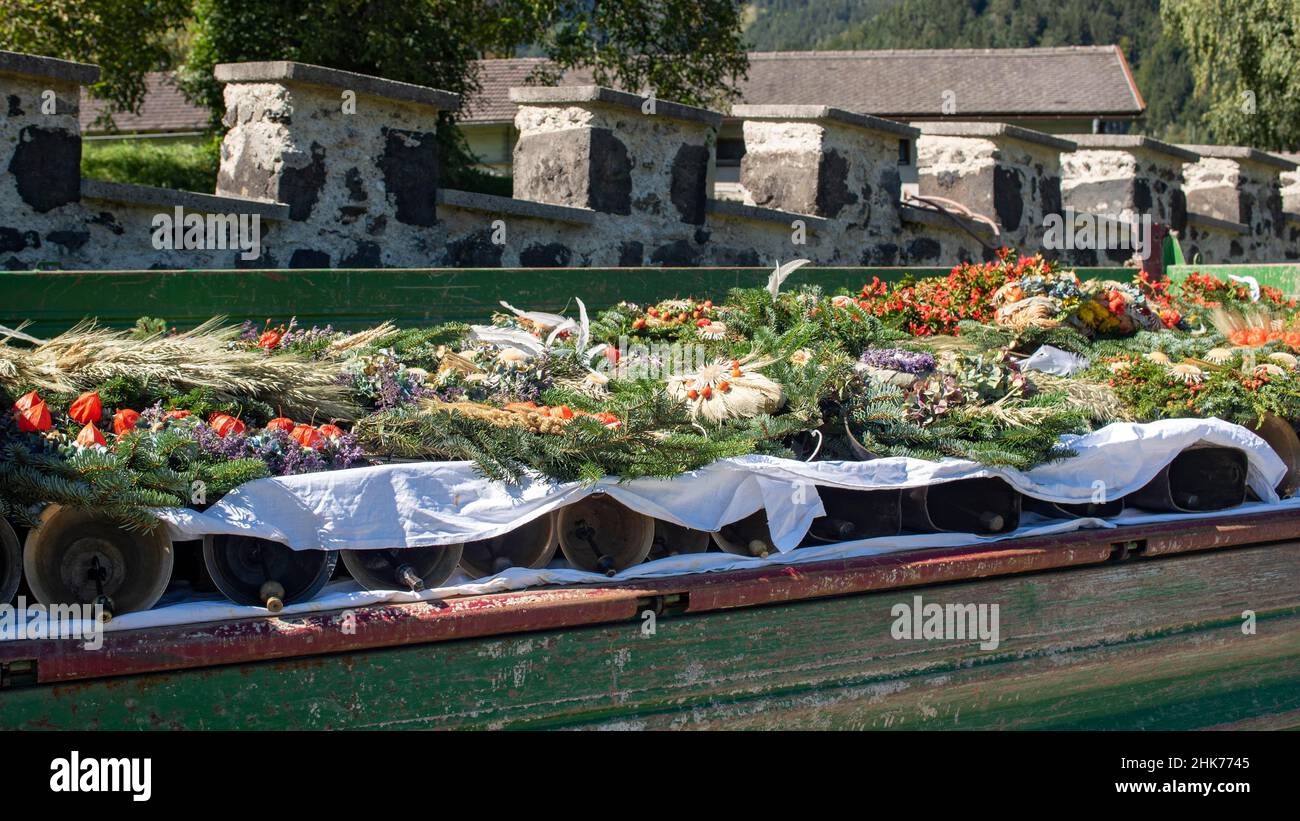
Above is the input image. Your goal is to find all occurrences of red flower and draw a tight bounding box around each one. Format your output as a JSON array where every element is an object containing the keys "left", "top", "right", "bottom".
[
  {"left": 75, "top": 422, "right": 106, "bottom": 447},
  {"left": 317, "top": 423, "right": 345, "bottom": 439},
  {"left": 257, "top": 330, "right": 282, "bottom": 350},
  {"left": 16, "top": 401, "right": 51, "bottom": 432},
  {"left": 113, "top": 408, "right": 141, "bottom": 435},
  {"left": 68, "top": 391, "right": 103, "bottom": 424},
  {"left": 164, "top": 409, "right": 191, "bottom": 421},
  {"left": 290, "top": 423, "right": 324, "bottom": 449},
  {"left": 209, "top": 412, "right": 246, "bottom": 438}
]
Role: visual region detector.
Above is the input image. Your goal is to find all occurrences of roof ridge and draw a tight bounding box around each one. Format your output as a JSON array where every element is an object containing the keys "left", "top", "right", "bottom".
[{"left": 747, "top": 45, "right": 1122, "bottom": 59}]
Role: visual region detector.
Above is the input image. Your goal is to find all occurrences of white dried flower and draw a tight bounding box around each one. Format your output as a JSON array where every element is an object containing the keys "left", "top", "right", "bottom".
[
  {"left": 1167, "top": 363, "right": 1205, "bottom": 384},
  {"left": 698, "top": 322, "right": 728, "bottom": 340}
]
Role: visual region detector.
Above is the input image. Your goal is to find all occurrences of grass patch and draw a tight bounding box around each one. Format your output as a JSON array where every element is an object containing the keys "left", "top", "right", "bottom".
[{"left": 82, "top": 136, "right": 221, "bottom": 193}]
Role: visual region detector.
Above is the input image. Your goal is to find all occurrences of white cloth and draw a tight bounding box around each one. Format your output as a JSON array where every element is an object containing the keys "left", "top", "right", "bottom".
[
  {"left": 157, "top": 417, "right": 1286, "bottom": 553},
  {"left": 1022, "top": 344, "right": 1090, "bottom": 376}
]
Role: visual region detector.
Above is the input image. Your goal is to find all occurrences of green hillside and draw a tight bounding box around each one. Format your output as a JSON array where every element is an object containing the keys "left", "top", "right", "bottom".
[{"left": 741, "top": 0, "right": 1207, "bottom": 142}]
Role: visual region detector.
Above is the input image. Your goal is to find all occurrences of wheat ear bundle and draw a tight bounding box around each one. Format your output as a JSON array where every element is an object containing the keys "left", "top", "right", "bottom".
[{"left": 0, "top": 319, "right": 358, "bottom": 421}]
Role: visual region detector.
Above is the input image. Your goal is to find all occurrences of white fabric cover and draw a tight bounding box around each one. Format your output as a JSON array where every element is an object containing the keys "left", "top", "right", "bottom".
[{"left": 158, "top": 417, "right": 1285, "bottom": 553}]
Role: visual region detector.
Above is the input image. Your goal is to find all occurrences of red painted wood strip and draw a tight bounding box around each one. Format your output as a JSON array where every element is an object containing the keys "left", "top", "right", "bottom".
[{"left": 2, "top": 508, "right": 1298, "bottom": 685}]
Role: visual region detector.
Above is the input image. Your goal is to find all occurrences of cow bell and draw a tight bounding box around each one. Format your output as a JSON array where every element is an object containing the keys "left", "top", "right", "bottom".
[
  {"left": 1252, "top": 414, "right": 1300, "bottom": 498},
  {"left": 1024, "top": 497, "right": 1125, "bottom": 520},
  {"left": 647, "top": 520, "right": 712, "bottom": 561},
  {"left": 202, "top": 534, "right": 337, "bottom": 610},
  {"left": 459, "top": 513, "right": 558, "bottom": 578},
  {"left": 557, "top": 495, "right": 655, "bottom": 576},
  {"left": 805, "top": 487, "right": 902, "bottom": 544},
  {"left": 1, "top": 519, "right": 23, "bottom": 605},
  {"left": 341, "top": 544, "right": 465, "bottom": 592},
  {"left": 22, "top": 505, "right": 174, "bottom": 619},
  {"left": 901, "top": 478, "right": 1021, "bottom": 534},
  {"left": 712, "top": 510, "right": 777, "bottom": 558},
  {"left": 1126, "top": 446, "right": 1247, "bottom": 513}
]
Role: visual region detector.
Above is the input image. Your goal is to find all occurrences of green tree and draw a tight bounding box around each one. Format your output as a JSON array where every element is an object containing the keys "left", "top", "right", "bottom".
[
  {"left": 0, "top": 0, "right": 191, "bottom": 128},
  {"left": 1163, "top": 0, "right": 1300, "bottom": 150}
]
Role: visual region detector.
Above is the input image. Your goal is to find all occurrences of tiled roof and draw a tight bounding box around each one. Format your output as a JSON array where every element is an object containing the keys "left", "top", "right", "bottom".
[
  {"left": 459, "top": 46, "right": 1144, "bottom": 125},
  {"left": 80, "top": 72, "right": 209, "bottom": 135}
]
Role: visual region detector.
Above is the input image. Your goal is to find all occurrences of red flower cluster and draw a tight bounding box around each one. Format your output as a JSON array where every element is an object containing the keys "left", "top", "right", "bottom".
[
  {"left": 1177, "top": 271, "right": 1297, "bottom": 310},
  {"left": 854, "top": 249, "right": 1051, "bottom": 336}
]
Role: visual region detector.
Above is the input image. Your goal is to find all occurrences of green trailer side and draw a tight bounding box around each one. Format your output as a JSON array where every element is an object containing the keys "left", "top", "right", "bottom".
[
  {"left": 2, "top": 513, "right": 1298, "bottom": 730},
  {"left": 0, "top": 265, "right": 1137, "bottom": 335}
]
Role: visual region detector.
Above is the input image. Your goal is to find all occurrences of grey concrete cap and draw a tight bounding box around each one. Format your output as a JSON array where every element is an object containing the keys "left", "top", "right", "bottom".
[
  {"left": 706, "top": 198, "right": 829, "bottom": 230},
  {"left": 509, "top": 86, "right": 723, "bottom": 128},
  {"left": 1179, "top": 144, "right": 1298, "bottom": 171},
  {"left": 0, "top": 50, "right": 100, "bottom": 85},
  {"left": 1185, "top": 210, "right": 1250, "bottom": 234},
  {"left": 730, "top": 105, "right": 919, "bottom": 139},
  {"left": 82, "top": 179, "right": 291, "bottom": 220},
  {"left": 214, "top": 61, "right": 460, "bottom": 111},
  {"left": 913, "top": 121, "right": 1078, "bottom": 152},
  {"left": 437, "top": 188, "right": 596, "bottom": 225},
  {"left": 1063, "top": 134, "right": 1201, "bottom": 163}
]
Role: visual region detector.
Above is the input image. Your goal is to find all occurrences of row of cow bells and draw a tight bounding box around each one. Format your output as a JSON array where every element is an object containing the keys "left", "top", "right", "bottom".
[{"left": 0, "top": 445, "right": 1261, "bottom": 616}]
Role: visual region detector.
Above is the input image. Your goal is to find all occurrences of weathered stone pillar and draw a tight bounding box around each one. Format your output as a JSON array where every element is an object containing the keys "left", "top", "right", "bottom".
[
  {"left": 915, "top": 122, "right": 1075, "bottom": 256},
  {"left": 510, "top": 86, "right": 721, "bottom": 236},
  {"left": 1179, "top": 145, "right": 1296, "bottom": 262},
  {"left": 0, "top": 50, "right": 98, "bottom": 264},
  {"left": 215, "top": 61, "right": 460, "bottom": 267},
  {"left": 1062, "top": 136, "right": 1194, "bottom": 230},
  {"left": 1057, "top": 135, "right": 1197, "bottom": 264},
  {"left": 729, "top": 105, "right": 917, "bottom": 264},
  {"left": 1280, "top": 153, "right": 1299, "bottom": 216}
]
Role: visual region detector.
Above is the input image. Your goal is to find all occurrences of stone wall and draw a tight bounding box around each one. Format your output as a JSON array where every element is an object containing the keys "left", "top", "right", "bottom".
[
  {"left": 1179, "top": 146, "right": 1295, "bottom": 263},
  {"left": 3, "top": 48, "right": 1297, "bottom": 273}
]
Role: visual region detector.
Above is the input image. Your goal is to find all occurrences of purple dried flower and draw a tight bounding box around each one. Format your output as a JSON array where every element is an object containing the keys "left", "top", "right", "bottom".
[{"left": 860, "top": 348, "right": 936, "bottom": 374}]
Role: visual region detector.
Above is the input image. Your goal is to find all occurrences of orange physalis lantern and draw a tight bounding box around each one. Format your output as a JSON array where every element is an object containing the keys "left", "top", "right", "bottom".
[
  {"left": 265, "top": 417, "right": 296, "bottom": 432},
  {"left": 13, "top": 390, "right": 41, "bottom": 412},
  {"left": 209, "top": 413, "right": 247, "bottom": 438},
  {"left": 75, "top": 423, "right": 106, "bottom": 447},
  {"left": 113, "top": 409, "right": 141, "bottom": 435},
  {"left": 68, "top": 391, "right": 103, "bottom": 424},
  {"left": 16, "top": 401, "right": 51, "bottom": 432},
  {"left": 318, "top": 423, "right": 345, "bottom": 439},
  {"left": 290, "top": 424, "right": 324, "bottom": 449}
]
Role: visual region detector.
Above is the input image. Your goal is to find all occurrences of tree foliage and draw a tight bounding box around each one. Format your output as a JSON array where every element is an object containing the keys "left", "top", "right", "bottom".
[
  {"left": 177, "top": 0, "right": 747, "bottom": 183},
  {"left": 0, "top": 0, "right": 190, "bottom": 128},
  {"left": 1163, "top": 0, "right": 1300, "bottom": 150}
]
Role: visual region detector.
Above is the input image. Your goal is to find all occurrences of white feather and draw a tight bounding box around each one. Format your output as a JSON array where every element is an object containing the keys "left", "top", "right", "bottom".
[
  {"left": 767, "top": 258, "right": 812, "bottom": 298},
  {"left": 469, "top": 325, "right": 546, "bottom": 355}
]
